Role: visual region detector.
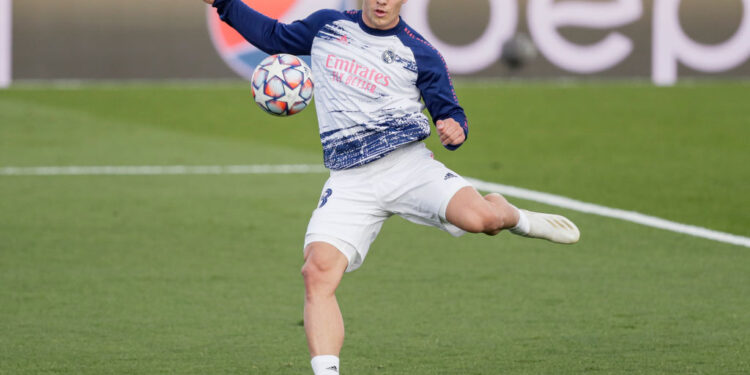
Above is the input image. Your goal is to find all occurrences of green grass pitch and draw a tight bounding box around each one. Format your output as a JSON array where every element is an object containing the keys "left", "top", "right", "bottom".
[{"left": 1, "top": 82, "right": 749, "bottom": 374}]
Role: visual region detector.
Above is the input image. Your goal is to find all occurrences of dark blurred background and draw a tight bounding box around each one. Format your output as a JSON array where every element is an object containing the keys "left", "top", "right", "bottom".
[{"left": 10, "top": 0, "right": 750, "bottom": 81}]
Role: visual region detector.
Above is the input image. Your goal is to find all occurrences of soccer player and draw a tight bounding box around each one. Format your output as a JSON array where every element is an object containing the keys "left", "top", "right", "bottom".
[{"left": 204, "top": 0, "right": 580, "bottom": 373}]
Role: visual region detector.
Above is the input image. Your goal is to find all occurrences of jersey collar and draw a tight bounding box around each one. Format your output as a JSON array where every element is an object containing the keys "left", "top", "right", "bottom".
[{"left": 356, "top": 10, "right": 405, "bottom": 37}]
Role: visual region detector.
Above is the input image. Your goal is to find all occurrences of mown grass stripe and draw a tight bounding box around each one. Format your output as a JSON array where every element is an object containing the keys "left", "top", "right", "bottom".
[{"left": 2, "top": 164, "right": 748, "bottom": 248}]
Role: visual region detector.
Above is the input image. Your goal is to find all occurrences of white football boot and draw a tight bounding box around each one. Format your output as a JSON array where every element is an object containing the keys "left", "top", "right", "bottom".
[{"left": 514, "top": 209, "right": 580, "bottom": 244}]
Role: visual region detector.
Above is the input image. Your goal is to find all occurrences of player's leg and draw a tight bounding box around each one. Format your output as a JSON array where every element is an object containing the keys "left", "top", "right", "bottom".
[
  {"left": 301, "top": 241, "right": 349, "bottom": 374},
  {"left": 302, "top": 167, "right": 390, "bottom": 374},
  {"left": 444, "top": 186, "right": 519, "bottom": 235},
  {"left": 445, "top": 186, "right": 580, "bottom": 244},
  {"left": 384, "top": 142, "right": 580, "bottom": 243}
]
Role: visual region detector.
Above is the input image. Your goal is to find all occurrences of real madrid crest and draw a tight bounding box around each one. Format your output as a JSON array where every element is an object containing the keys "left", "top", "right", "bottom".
[{"left": 382, "top": 49, "right": 396, "bottom": 64}]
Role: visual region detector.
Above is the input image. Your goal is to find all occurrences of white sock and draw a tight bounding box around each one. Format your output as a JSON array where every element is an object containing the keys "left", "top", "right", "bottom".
[
  {"left": 510, "top": 206, "right": 530, "bottom": 235},
  {"left": 311, "top": 355, "right": 340, "bottom": 375}
]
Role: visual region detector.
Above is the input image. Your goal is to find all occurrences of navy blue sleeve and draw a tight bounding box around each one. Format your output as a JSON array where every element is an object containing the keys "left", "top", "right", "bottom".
[
  {"left": 398, "top": 28, "right": 469, "bottom": 151},
  {"left": 212, "top": 0, "right": 342, "bottom": 56}
]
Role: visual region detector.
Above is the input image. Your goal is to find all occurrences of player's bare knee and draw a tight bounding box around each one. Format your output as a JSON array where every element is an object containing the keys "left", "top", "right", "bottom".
[
  {"left": 301, "top": 261, "right": 335, "bottom": 296},
  {"left": 301, "top": 260, "right": 326, "bottom": 285},
  {"left": 301, "top": 246, "right": 345, "bottom": 297}
]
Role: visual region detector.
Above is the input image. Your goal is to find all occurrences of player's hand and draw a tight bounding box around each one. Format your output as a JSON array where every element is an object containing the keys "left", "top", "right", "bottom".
[
  {"left": 436, "top": 118, "right": 466, "bottom": 147},
  {"left": 203, "top": 0, "right": 214, "bottom": 4}
]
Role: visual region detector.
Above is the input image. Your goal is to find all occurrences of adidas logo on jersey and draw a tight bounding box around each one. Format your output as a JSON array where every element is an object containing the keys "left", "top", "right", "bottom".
[{"left": 444, "top": 172, "right": 457, "bottom": 180}]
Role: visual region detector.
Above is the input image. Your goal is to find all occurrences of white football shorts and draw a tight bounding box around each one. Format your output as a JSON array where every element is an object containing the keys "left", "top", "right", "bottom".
[{"left": 304, "top": 141, "right": 473, "bottom": 272}]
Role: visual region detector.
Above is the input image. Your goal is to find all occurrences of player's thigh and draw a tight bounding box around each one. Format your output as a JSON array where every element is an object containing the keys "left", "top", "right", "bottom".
[
  {"left": 305, "top": 176, "right": 389, "bottom": 272},
  {"left": 385, "top": 155, "right": 471, "bottom": 236}
]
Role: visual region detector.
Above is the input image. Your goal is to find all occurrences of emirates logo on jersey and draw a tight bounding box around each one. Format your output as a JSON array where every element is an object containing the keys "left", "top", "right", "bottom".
[{"left": 325, "top": 54, "right": 392, "bottom": 93}]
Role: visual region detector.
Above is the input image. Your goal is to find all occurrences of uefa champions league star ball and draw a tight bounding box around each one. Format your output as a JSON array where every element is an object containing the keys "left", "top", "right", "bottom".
[{"left": 251, "top": 54, "right": 314, "bottom": 116}]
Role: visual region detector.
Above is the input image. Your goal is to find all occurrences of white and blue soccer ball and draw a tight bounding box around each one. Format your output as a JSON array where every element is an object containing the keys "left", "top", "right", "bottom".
[{"left": 251, "top": 54, "right": 314, "bottom": 116}]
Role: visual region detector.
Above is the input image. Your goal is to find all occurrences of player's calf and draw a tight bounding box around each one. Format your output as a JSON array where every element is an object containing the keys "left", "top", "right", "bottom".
[
  {"left": 462, "top": 207, "right": 506, "bottom": 235},
  {"left": 301, "top": 243, "right": 348, "bottom": 362},
  {"left": 446, "top": 188, "right": 519, "bottom": 235},
  {"left": 482, "top": 193, "right": 521, "bottom": 235}
]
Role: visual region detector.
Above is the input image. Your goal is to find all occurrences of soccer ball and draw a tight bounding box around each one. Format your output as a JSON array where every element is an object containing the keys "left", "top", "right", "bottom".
[{"left": 251, "top": 54, "right": 314, "bottom": 116}]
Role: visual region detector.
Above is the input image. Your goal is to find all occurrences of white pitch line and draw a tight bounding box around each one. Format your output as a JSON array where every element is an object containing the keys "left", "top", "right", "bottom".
[
  {"left": 1, "top": 164, "right": 748, "bottom": 248},
  {"left": 467, "top": 178, "right": 750, "bottom": 249}
]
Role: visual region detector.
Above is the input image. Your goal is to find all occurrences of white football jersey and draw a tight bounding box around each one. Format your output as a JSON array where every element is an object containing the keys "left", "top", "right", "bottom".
[{"left": 212, "top": 3, "right": 468, "bottom": 170}]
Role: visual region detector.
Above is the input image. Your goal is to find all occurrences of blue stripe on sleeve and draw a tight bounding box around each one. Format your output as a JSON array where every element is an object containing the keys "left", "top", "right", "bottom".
[{"left": 398, "top": 26, "right": 469, "bottom": 150}]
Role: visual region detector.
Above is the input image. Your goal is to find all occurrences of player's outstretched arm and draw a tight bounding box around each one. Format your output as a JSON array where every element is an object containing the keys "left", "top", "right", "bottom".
[{"left": 206, "top": 0, "right": 326, "bottom": 56}]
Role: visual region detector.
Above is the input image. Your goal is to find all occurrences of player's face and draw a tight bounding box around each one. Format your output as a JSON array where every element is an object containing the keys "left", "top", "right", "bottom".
[{"left": 361, "top": 0, "right": 407, "bottom": 30}]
